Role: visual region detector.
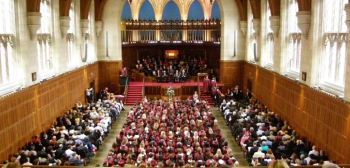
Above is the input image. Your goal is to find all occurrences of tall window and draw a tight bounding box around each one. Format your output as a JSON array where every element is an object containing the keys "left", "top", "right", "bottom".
[
  {"left": 37, "top": 0, "right": 53, "bottom": 79},
  {"left": 67, "top": 2, "right": 75, "bottom": 69},
  {"left": 265, "top": 2, "right": 274, "bottom": 68},
  {"left": 0, "top": 0, "right": 16, "bottom": 87},
  {"left": 247, "top": 2, "right": 256, "bottom": 62},
  {"left": 266, "top": 33, "right": 274, "bottom": 66},
  {"left": 287, "top": 0, "right": 301, "bottom": 77},
  {"left": 320, "top": 0, "right": 347, "bottom": 95}
]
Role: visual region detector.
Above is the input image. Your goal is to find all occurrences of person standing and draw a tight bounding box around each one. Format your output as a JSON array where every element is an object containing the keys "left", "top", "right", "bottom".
[
  {"left": 203, "top": 75, "right": 210, "bottom": 94},
  {"left": 86, "top": 88, "right": 93, "bottom": 103},
  {"left": 120, "top": 67, "right": 127, "bottom": 77}
]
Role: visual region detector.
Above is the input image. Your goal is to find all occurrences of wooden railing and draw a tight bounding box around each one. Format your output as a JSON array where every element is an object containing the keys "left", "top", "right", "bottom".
[
  {"left": 1, "top": 164, "right": 350, "bottom": 168},
  {"left": 123, "top": 77, "right": 129, "bottom": 103}
]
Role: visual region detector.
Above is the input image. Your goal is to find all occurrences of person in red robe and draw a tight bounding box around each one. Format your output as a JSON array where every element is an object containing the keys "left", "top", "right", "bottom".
[{"left": 203, "top": 75, "right": 210, "bottom": 94}]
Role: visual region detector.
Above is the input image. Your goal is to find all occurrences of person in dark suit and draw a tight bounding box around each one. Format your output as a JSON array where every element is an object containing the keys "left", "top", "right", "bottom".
[
  {"left": 69, "top": 153, "right": 84, "bottom": 166},
  {"left": 180, "top": 69, "right": 187, "bottom": 82},
  {"left": 77, "top": 142, "right": 92, "bottom": 157},
  {"left": 162, "top": 70, "right": 168, "bottom": 83},
  {"left": 55, "top": 144, "right": 65, "bottom": 160},
  {"left": 168, "top": 66, "right": 174, "bottom": 82},
  {"left": 233, "top": 85, "right": 242, "bottom": 101},
  {"left": 246, "top": 89, "right": 252, "bottom": 100}
]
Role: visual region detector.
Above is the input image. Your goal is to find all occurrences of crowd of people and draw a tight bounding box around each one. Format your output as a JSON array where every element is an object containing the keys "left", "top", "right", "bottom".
[
  {"left": 103, "top": 98, "right": 239, "bottom": 167},
  {"left": 135, "top": 55, "right": 218, "bottom": 83},
  {"left": 220, "top": 92, "right": 334, "bottom": 166},
  {"left": 4, "top": 89, "right": 124, "bottom": 167},
  {"left": 2, "top": 82, "right": 340, "bottom": 168}
]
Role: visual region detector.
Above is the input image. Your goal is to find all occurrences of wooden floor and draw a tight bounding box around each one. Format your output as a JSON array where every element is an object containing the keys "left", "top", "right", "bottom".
[{"left": 87, "top": 105, "right": 249, "bottom": 167}]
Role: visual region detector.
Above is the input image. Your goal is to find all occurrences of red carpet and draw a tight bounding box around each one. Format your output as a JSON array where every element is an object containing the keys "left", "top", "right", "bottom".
[
  {"left": 129, "top": 81, "right": 222, "bottom": 87},
  {"left": 200, "top": 86, "right": 215, "bottom": 105},
  {"left": 125, "top": 86, "right": 142, "bottom": 105}
]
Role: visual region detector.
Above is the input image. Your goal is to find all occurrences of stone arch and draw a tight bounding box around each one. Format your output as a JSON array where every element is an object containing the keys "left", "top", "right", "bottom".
[
  {"left": 211, "top": 1, "right": 221, "bottom": 20},
  {"left": 162, "top": 1, "right": 181, "bottom": 20},
  {"left": 172, "top": 0, "right": 195, "bottom": 20},
  {"left": 121, "top": 1, "right": 132, "bottom": 20},
  {"left": 188, "top": 0, "right": 204, "bottom": 20},
  {"left": 139, "top": 0, "right": 155, "bottom": 20}
]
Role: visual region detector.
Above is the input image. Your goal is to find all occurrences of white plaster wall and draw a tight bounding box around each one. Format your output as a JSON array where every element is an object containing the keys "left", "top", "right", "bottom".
[
  {"left": 15, "top": 0, "right": 39, "bottom": 87},
  {"left": 301, "top": 0, "right": 323, "bottom": 86},
  {"left": 52, "top": 0, "right": 69, "bottom": 75},
  {"left": 96, "top": 0, "right": 125, "bottom": 61},
  {"left": 245, "top": 1, "right": 254, "bottom": 62},
  {"left": 217, "top": 0, "right": 245, "bottom": 60},
  {"left": 274, "top": 0, "right": 288, "bottom": 74},
  {"left": 259, "top": 0, "right": 268, "bottom": 67},
  {"left": 10, "top": 0, "right": 98, "bottom": 90}
]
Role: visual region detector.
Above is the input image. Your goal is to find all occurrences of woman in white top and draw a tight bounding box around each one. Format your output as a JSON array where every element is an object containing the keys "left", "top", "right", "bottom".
[{"left": 193, "top": 91, "right": 199, "bottom": 103}]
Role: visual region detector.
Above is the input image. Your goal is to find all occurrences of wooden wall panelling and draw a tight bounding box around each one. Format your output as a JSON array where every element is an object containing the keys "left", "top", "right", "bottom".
[
  {"left": 145, "top": 86, "right": 161, "bottom": 96},
  {"left": 98, "top": 61, "right": 122, "bottom": 94},
  {"left": 220, "top": 61, "right": 244, "bottom": 92},
  {"left": 243, "top": 62, "right": 350, "bottom": 163},
  {"left": 0, "top": 63, "right": 98, "bottom": 163},
  {"left": 86, "top": 63, "right": 100, "bottom": 99},
  {"left": 181, "top": 86, "right": 197, "bottom": 96}
]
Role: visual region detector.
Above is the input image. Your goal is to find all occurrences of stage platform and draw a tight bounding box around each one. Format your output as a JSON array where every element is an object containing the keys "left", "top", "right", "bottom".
[
  {"left": 129, "top": 81, "right": 223, "bottom": 87},
  {"left": 125, "top": 81, "right": 223, "bottom": 105}
]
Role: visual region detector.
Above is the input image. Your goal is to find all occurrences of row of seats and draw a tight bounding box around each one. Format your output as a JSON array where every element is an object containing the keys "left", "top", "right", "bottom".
[
  {"left": 103, "top": 99, "right": 239, "bottom": 167},
  {"left": 220, "top": 98, "right": 332, "bottom": 166},
  {"left": 5, "top": 93, "right": 124, "bottom": 167}
]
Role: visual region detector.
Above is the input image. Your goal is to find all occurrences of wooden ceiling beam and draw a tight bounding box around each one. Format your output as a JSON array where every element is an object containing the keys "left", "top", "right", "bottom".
[
  {"left": 235, "top": 0, "right": 248, "bottom": 21},
  {"left": 268, "top": 0, "right": 280, "bottom": 16},
  {"left": 249, "top": 0, "right": 261, "bottom": 19},
  {"left": 27, "top": 0, "right": 41, "bottom": 13},
  {"left": 80, "top": 0, "right": 93, "bottom": 19},
  {"left": 59, "top": 0, "right": 72, "bottom": 16},
  {"left": 95, "top": 0, "right": 108, "bottom": 21}
]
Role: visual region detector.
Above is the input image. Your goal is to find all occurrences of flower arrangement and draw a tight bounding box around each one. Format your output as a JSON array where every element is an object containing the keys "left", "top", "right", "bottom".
[{"left": 166, "top": 86, "right": 175, "bottom": 97}]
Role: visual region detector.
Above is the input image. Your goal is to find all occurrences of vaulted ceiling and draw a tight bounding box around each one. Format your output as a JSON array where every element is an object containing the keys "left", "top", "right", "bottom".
[
  {"left": 27, "top": 0, "right": 107, "bottom": 21},
  {"left": 26, "top": 0, "right": 312, "bottom": 21}
]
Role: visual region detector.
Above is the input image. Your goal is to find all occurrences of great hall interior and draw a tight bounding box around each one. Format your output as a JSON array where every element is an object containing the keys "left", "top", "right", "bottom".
[{"left": 1, "top": 0, "right": 350, "bottom": 167}]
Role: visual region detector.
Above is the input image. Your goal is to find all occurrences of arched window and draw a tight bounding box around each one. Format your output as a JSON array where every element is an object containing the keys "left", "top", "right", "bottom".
[
  {"left": 0, "top": 0, "right": 17, "bottom": 95},
  {"left": 37, "top": 0, "right": 53, "bottom": 79},
  {"left": 265, "top": 2, "right": 274, "bottom": 68},
  {"left": 287, "top": 0, "right": 301, "bottom": 77},
  {"left": 320, "top": 0, "right": 347, "bottom": 96}
]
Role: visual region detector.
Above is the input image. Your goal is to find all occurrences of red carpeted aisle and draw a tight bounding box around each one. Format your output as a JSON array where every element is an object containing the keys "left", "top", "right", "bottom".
[
  {"left": 125, "top": 85, "right": 142, "bottom": 105},
  {"left": 200, "top": 86, "right": 215, "bottom": 105}
]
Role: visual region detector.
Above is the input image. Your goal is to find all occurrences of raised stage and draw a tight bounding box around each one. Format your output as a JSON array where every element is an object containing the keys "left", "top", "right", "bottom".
[
  {"left": 124, "top": 81, "right": 223, "bottom": 105},
  {"left": 129, "top": 81, "right": 223, "bottom": 87}
]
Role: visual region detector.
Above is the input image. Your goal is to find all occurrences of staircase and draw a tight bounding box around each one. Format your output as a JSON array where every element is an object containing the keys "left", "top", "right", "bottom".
[
  {"left": 125, "top": 86, "right": 142, "bottom": 105},
  {"left": 200, "top": 86, "right": 215, "bottom": 105}
]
